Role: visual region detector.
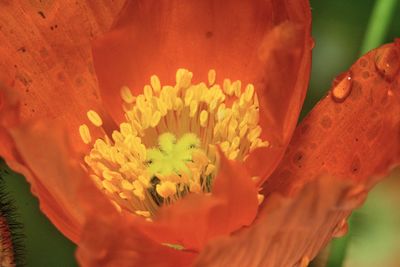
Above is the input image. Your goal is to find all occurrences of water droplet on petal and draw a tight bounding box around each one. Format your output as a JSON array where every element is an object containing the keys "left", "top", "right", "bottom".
[
  {"left": 348, "top": 81, "right": 363, "bottom": 102},
  {"left": 359, "top": 58, "right": 368, "bottom": 68},
  {"left": 331, "top": 72, "right": 353, "bottom": 102},
  {"left": 332, "top": 218, "right": 349, "bottom": 237},
  {"left": 320, "top": 115, "right": 332, "bottom": 129},
  {"left": 361, "top": 71, "right": 370, "bottom": 79},
  {"left": 298, "top": 256, "right": 310, "bottom": 267},
  {"left": 374, "top": 46, "right": 400, "bottom": 81},
  {"left": 300, "top": 124, "right": 310, "bottom": 135},
  {"left": 366, "top": 121, "right": 382, "bottom": 140},
  {"left": 338, "top": 185, "right": 368, "bottom": 210},
  {"left": 310, "top": 143, "right": 317, "bottom": 150},
  {"left": 309, "top": 37, "right": 315, "bottom": 49}
]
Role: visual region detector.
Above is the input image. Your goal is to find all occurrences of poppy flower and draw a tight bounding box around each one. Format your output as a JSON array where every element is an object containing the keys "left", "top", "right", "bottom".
[{"left": 0, "top": 1, "right": 400, "bottom": 266}]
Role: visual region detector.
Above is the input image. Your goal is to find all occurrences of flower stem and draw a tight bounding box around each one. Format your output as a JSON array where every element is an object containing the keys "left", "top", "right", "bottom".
[{"left": 360, "top": 0, "right": 398, "bottom": 54}]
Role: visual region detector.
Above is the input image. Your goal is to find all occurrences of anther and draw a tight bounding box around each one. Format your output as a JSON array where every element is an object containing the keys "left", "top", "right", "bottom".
[
  {"left": 87, "top": 110, "right": 103, "bottom": 127},
  {"left": 120, "top": 86, "right": 135, "bottom": 104},
  {"left": 79, "top": 124, "right": 91, "bottom": 144}
]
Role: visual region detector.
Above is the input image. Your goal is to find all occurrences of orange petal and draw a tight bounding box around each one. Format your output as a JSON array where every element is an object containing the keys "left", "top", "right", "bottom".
[
  {"left": 70, "top": 149, "right": 197, "bottom": 266},
  {"left": 194, "top": 41, "right": 400, "bottom": 266},
  {"left": 139, "top": 152, "right": 258, "bottom": 250},
  {"left": 5, "top": 121, "right": 90, "bottom": 242},
  {"left": 0, "top": 1, "right": 124, "bottom": 147},
  {"left": 0, "top": 82, "right": 21, "bottom": 164},
  {"left": 245, "top": 17, "right": 313, "bottom": 185},
  {"left": 93, "top": 0, "right": 312, "bottom": 145},
  {"left": 2, "top": 117, "right": 192, "bottom": 266},
  {"left": 77, "top": 207, "right": 196, "bottom": 267},
  {"left": 194, "top": 176, "right": 354, "bottom": 267},
  {"left": 265, "top": 41, "right": 400, "bottom": 196}
]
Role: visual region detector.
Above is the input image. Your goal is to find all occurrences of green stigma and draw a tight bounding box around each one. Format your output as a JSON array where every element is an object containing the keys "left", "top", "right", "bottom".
[{"left": 146, "top": 132, "right": 201, "bottom": 176}]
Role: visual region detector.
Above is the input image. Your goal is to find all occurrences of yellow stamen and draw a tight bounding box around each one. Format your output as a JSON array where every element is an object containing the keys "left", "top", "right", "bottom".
[
  {"left": 120, "top": 86, "right": 135, "bottom": 104},
  {"left": 156, "top": 181, "right": 177, "bottom": 198},
  {"left": 199, "top": 110, "right": 208, "bottom": 127},
  {"left": 87, "top": 110, "right": 103, "bottom": 127},
  {"left": 80, "top": 68, "right": 269, "bottom": 218},
  {"left": 79, "top": 124, "right": 91, "bottom": 144},
  {"left": 150, "top": 75, "right": 161, "bottom": 93},
  {"left": 135, "top": 210, "right": 151, "bottom": 218},
  {"left": 208, "top": 69, "right": 216, "bottom": 86}
]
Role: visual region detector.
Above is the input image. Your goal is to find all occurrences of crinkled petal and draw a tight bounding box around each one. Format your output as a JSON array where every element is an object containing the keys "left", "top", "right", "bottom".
[
  {"left": 93, "top": 0, "right": 312, "bottom": 185},
  {"left": 195, "top": 41, "right": 400, "bottom": 266},
  {"left": 139, "top": 152, "right": 258, "bottom": 250},
  {"left": 77, "top": 194, "right": 196, "bottom": 267},
  {"left": 77, "top": 151, "right": 258, "bottom": 264},
  {"left": 75, "top": 154, "right": 197, "bottom": 266},
  {"left": 0, "top": 1, "right": 124, "bottom": 150},
  {"left": 1, "top": 116, "right": 194, "bottom": 266},
  {"left": 0, "top": 2, "right": 125, "bottom": 240},
  {"left": 245, "top": 18, "right": 312, "bottom": 185},
  {"left": 265, "top": 41, "right": 400, "bottom": 196},
  {"left": 5, "top": 121, "right": 89, "bottom": 242},
  {"left": 0, "top": 82, "right": 21, "bottom": 164},
  {"left": 194, "top": 176, "right": 353, "bottom": 267}
]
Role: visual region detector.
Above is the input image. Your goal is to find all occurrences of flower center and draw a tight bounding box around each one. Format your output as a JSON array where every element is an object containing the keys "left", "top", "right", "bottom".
[{"left": 79, "top": 69, "right": 268, "bottom": 219}]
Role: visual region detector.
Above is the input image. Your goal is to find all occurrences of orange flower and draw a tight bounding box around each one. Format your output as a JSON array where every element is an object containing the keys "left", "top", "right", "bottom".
[{"left": 0, "top": 1, "right": 399, "bottom": 266}]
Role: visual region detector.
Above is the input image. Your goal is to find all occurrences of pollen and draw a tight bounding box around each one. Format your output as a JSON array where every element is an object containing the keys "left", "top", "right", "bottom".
[
  {"left": 87, "top": 110, "right": 103, "bottom": 127},
  {"left": 79, "top": 124, "right": 91, "bottom": 144},
  {"left": 80, "top": 69, "right": 269, "bottom": 218}
]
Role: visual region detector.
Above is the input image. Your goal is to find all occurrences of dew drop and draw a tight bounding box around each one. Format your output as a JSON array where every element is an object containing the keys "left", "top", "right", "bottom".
[
  {"left": 370, "top": 111, "right": 379, "bottom": 119},
  {"left": 361, "top": 71, "right": 370, "bottom": 79},
  {"left": 39, "top": 47, "right": 48, "bottom": 58},
  {"left": 298, "top": 256, "right": 310, "bottom": 267},
  {"left": 366, "top": 121, "right": 382, "bottom": 140},
  {"left": 332, "top": 218, "right": 349, "bottom": 238},
  {"left": 359, "top": 58, "right": 368, "bottom": 68},
  {"left": 300, "top": 124, "right": 309, "bottom": 135},
  {"left": 331, "top": 72, "right": 353, "bottom": 102},
  {"left": 337, "top": 185, "right": 368, "bottom": 210},
  {"left": 381, "top": 90, "right": 389, "bottom": 105},
  {"left": 320, "top": 115, "right": 332, "bottom": 129},
  {"left": 57, "top": 72, "right": 66, "bottom": 82},
  {"left": 334, "top": 105, "right": 342, "bottom": 113},
  {"left": 374, "top": 46, "right": 400, "bottom": 81},
  {"left": 310, "top": 143, "right": 317, "bottom": 150},
  {"left": 309, "top": 37, "right": 315, "bottom": 49},
  {"left": 348, "top": 80, "right": 362, "bottom": 101}
]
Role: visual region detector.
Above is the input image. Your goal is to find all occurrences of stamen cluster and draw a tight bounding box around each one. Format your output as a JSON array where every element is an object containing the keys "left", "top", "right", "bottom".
[{"left": 80, "top": 69, "right": 268, "bottom": 218}]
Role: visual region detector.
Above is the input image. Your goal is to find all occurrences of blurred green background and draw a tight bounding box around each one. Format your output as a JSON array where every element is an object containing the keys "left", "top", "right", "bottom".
[{"left": 0, "top": 0, "right": 400, "bottom": 266}]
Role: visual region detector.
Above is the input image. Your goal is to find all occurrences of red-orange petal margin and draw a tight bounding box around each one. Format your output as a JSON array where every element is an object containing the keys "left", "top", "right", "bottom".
[
  {"left": 194, "top": 41, "right": 400, "bottom": 266},
  {"left": 93, "top": 0, "right": 313, "bottom": 185}
]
